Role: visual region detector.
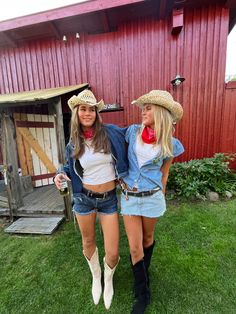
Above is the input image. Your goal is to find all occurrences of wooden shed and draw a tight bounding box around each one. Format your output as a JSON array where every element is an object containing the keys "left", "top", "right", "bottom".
[
  {"left": 0, "top": 84, "right": 88, "bottom": 219},
  {"left": 0, "top": 0, "right": 236, "bottom": 218}
]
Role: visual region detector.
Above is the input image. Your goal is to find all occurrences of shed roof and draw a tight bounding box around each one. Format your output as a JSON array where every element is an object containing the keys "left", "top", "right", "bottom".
[{"left": 0, "top": 83, "right": 89, "bottom": 105}]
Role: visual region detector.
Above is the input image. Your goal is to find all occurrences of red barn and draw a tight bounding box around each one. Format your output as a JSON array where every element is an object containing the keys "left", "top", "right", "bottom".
[{"left": 0, "top": 0, "right": 235, "bottom": 215}]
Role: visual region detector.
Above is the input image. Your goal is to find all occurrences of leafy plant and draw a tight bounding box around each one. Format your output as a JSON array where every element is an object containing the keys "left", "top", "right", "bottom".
[{"left": 167, "top": 153, "right": 236, "bottom": 199}]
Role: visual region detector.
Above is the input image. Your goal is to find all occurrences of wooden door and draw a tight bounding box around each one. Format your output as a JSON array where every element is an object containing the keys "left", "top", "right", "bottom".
[{"left": 14, "top": 113, "right": 59, "bottom": 187}]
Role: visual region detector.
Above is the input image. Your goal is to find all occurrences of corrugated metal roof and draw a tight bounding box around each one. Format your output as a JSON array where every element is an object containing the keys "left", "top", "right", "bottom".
[{"left": 0, "top": 83, "right": 89, "bottom": 104}]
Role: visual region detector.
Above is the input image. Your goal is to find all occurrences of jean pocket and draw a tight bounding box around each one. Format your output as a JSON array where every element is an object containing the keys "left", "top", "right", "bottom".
[
  {"left": 151, "top": 190, "right": 164, "bottom": 200},
  {"left": 73, "top": 193, "right": 85, "bottom": 204}
]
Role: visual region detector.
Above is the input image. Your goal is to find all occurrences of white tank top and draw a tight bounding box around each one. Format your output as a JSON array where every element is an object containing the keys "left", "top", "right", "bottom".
[
  {"left": 135, "top": 138, "right": 161, "bottom": 168},
  {"left": 79, "top": 142, "right": 116, "bottom": 184}
]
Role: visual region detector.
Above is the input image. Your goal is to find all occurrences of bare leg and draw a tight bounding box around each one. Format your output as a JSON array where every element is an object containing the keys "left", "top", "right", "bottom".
[
  {"left": 142, "top": 217, "right": 158, "bottom": 249},
  {"left": 99, "top": 213, "right": 119, "bottom": 267},
  {"left": 122, "top": 215, "right": 143, "bottom": 265},
  {"left": 75, "top": 212, "right": 97, "bottom": 258}
]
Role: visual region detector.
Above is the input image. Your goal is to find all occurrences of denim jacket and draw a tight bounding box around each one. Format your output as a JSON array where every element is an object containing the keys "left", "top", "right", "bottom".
[
  {"left": 59, "top": 124, "right": 128, "bottom": 194},
  {"left": 123, "top": 124, "right": 184, "bottom": 191}
]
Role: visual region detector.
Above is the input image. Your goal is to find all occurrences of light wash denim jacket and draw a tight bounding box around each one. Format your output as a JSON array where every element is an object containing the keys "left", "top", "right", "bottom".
[
  {"left": 123, "top": 124, "right": 184, "bottom": 191},
  {"left": 59, "top": 124, "right": 128, "bottom": 194}
]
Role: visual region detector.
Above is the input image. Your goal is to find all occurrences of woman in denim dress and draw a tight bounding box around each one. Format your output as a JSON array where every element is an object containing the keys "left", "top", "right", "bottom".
[
  {"left": 120, "top": 90, "right": 184, "bottom": 314},
  {"left": 54, "top": 89, "right": 128, "bottom": 309}
]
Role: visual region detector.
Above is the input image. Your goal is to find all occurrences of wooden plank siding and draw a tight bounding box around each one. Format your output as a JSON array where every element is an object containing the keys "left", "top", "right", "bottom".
[
  {"left": 0, "top": 4, "right": 233, "bottom": 164},
  {"left": 221, "top": 82, "right": 236, "bottom": 168},
  {"left": 11, "top": 113, "right": 59, "bottom": 186}
]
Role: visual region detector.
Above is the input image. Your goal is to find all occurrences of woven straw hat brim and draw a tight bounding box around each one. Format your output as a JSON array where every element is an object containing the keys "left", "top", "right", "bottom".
[
  {"left": 131, "top": 95, "right": 183, "bottom": 122},
  {"left": 68, "top": 96, "right": 105, "bottom": 112}
]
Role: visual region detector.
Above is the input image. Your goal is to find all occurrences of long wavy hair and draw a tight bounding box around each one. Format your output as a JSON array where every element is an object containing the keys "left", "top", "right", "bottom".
[
  {"left": 70, "top": 106, "right": 111, "bottom": 158},
  {"left": 139, "top": 105, "right": 174, "bottom": 158}
]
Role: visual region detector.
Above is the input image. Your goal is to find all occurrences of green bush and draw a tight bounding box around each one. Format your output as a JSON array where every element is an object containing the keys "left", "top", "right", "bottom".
[{"left": 167, "top": 153, "right": 236, "bottom": 199}]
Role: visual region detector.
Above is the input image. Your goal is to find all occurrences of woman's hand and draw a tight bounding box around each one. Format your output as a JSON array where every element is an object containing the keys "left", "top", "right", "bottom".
[
  {"left": 116, "top": 178, "right": 128, "bottom": 190},
  {"left": 54, "top": 173, "right": 70, "bottom": 190}
]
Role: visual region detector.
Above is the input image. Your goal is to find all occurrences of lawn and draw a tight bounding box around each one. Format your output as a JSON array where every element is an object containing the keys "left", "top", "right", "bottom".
[{"left": 0, "top": 199, "right": 235, "bottom": 314}]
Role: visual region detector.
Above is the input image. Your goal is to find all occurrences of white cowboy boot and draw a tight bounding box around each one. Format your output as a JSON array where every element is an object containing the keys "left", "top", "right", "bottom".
[
  {"left": 103, "top": 256, "right": 120, "bottom": 309},
  {"left": 83, "top": 247, "right": 102, "bottom": 305}
]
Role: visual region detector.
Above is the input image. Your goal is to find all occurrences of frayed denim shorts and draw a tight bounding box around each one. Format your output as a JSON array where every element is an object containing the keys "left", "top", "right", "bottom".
[
  {"left": 120, "top": 189, "right": 166, "bottom": 218},
  {"left": 73, "top": 190, "right": 118, "bottom": 216}
]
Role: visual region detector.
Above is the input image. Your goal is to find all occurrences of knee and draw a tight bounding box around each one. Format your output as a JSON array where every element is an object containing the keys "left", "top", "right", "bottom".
[
  {"left": 105, "top": 250, "right": 119, "bottom": 265},
  {"left": 82, "top": 236, "right": 95, "bottom": 250},
  {"left": 129, "top": 244, "right": 143, "bottom": 260},
  {"left": 143, "top": 234, "right": 154, "bottom": 248}
]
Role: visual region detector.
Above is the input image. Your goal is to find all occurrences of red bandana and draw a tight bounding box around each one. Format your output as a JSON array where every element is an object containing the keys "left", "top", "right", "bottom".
[
  {"left": 141, "top": 126, "right": 156, "bottom": 144},
  {"left": 83, "top": 129, "right": 95, "bottom": 139}
]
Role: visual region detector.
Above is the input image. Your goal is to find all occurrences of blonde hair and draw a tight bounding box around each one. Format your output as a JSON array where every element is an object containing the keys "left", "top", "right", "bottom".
[
  {"left": 70, "top": 106, "right": 110, "bottom": 158},
  {"left": 140, "top": 105, "right": 174, "bottom": 158}
]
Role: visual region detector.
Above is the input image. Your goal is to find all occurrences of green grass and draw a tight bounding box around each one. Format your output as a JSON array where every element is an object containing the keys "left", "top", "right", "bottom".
[{"left": 0, "top": 199, "right": 236, "bottom": 314}]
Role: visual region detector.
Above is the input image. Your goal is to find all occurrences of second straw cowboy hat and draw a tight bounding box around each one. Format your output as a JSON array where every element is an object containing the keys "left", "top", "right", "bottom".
[
  {"left": 68, "top": 89, "right": 105, "bottom": 112},
  {"left": 131, "top": 90, "right": 183, "bottom": 122}
]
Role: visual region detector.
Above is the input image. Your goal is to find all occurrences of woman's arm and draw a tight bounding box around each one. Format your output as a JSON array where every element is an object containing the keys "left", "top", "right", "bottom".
[{"left": 160, "top": 158, "right": 173, "bottom": 194}]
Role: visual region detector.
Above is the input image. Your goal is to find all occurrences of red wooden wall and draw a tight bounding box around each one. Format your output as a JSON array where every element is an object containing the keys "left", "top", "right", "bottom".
[
  {"left": 221, "top": 82, "right": 236, "bottom": 168},
  {"left": 0, "top": 4, "right": 234, "bottom": 164}
]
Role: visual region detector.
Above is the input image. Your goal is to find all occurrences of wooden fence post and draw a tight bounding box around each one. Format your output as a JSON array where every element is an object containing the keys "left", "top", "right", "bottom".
[
  {"left": 1, "top": 112, "right": 24, "bottom": 217},
  {"left": 52, "top": 98, "right": 73, "bottom": 221}
]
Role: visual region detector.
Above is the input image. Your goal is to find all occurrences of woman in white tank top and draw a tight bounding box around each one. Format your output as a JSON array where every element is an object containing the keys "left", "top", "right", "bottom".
[{"left": 54, "top": 89, "right": 127, "bottom": 310}]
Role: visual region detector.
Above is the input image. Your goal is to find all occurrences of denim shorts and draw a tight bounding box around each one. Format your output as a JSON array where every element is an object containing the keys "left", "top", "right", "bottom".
[
  {"left": 120, "top": 189, "right": 166, "bottom": 218},
  {"left": 73, "top": 191, "right": 118, "bottom": 216}
]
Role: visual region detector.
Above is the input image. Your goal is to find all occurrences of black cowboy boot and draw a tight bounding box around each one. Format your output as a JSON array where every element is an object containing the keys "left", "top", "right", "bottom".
[
  {"left": 143, "top": 240, "right": 156, "bottom": 286},
  {"left": 131, "top": 259, "right": 150, "bottom": 314}
]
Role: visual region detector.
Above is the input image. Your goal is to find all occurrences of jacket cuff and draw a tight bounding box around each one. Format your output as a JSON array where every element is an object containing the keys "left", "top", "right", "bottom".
[{"left": 117, "top": 171, "right": 128, "bottom": 178}]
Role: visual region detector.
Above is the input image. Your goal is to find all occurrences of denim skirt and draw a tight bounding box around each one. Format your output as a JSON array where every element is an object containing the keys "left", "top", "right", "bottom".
[{"left": 120, "top": 189, "right": 166, "bottom": 218}]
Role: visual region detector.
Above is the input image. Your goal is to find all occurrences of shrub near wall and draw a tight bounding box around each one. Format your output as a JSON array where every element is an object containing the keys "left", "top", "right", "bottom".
[{"left": 167, "top": 153, "right": 236, "bottom": 200}]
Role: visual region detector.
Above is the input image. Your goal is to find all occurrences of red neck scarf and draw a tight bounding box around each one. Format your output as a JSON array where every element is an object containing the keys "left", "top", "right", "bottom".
[
  {"left": 141, "top": 126, "right": 156, "bottom": 144},
  {"left": 83, "top": 128, "right": 95, "bottom": 140}
]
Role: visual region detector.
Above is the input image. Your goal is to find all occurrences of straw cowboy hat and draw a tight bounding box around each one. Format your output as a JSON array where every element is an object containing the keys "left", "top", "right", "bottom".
[
  {"left": 68, "top": 89, "right": 105, "bottom": 112},
  {"left": 131, "top": 90, "right": 183, "bottom": 122}
]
